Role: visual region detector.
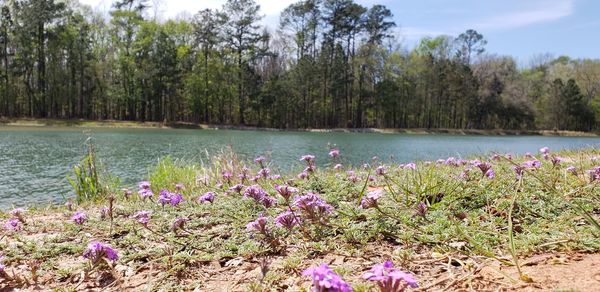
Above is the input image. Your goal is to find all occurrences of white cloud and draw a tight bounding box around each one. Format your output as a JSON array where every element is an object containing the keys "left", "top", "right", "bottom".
[{"left": 468, "top": 0, "right": 575, "bottom": 31}]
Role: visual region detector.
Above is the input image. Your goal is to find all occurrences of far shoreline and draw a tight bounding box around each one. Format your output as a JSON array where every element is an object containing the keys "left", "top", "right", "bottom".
[{"left": 1, "top": 117, "right": 598, "bottom": 137}]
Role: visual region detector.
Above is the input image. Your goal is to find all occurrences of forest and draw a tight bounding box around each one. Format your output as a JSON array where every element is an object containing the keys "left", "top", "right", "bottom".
[{"left": 0, "top": 0, "right": 599, "bottom": 131}]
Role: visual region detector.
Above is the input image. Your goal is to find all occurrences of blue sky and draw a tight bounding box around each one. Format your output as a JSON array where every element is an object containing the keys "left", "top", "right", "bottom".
[{"left": 80, "top": 0, "right": 600, "bottom": 61}]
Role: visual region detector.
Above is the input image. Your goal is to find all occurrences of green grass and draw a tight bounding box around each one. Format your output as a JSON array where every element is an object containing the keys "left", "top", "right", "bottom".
[{"left": 1, "top": 148, "right": 599, "bottom": 290}]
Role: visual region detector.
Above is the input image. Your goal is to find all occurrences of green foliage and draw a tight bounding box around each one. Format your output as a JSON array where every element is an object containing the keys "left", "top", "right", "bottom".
[
  {"left": 67, "top": 138, "right": 117, "bottom": 202},
  {"left": 0, "top": 0, "right": 598, "bottom": 132}
]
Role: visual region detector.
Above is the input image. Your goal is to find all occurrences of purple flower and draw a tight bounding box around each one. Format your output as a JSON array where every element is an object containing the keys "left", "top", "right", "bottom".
[
  {"left": 71, "top": 211, "right": 87, "bottom": 225},
  {"left": 305, "top": 165, "right": 316, "bottom": 173},
  {"left": 138, "top": 188, "right": 154, "bottom": 200},
  {"left": 10, "top": 208, "right": 25, "bottom": 218},
  {"left": 302, "top": 263, "right": 352, "bottom": 292},
  {"left": 361, "top": 190, "right": 384, "bottom": 209},
  {"left": 551, "top": 156, "right": 562, "bottom": 166},
  {"left": 244, "top": 185, "right": 275, "bottom": 208},
  {"left": 131, "top": 211, "right": 151, "bottom": 226},
  {"left": 229, "top": 184, "right": 244, "bottom": 194},
  {"left": 588, "top": 166, "right": 600, "bottom": 183},
  {"left": 222, "top": 171, "right": 233, "bottom": 181},
  {"left": 175, "top": 183, "right": 184, "bottom": 191},
  {"left": 199, "top": 192, "right": 216, "bottom": 203},
  {"left": 254, "top": 156, "right": 267, "bottom": 164},
  {"left": 158, "top": 189, "right": 172, "bottom": 206},
  {"left": 376, "top": 166, "right": 386, "bottom": 176},
  {"left": 513, "top": 165, "right": 525, "bottom": 179},
  {"left": 100, "top": 207, "right": 110, "bottom": 220},
  {"left": 275, "top": 211, "right": 300, "bottom": 230},
  {"left": 83, "top": 241, "right": 119, "bottom": 264},
  {"left": 403, "top": 163, "right": 416, "bottom": 170},
  {"left": 139, "top": 181, "right": 151, "bottom": 189},
  {"left": 10, "top": 208, "right": 26, "bottom": 223},
  {"left": 474, "top": 161, "right": 492, "bottom": 174},
  {"left": 298, "top": 171, "right": 309, "bottom": 180},
  {"left": 525, "top": 152, "right": 533, "bottom": 158},
  {"left": 293, "top": 193, "right": 334, "bottom": 221},
  {"left": 261, "top": 195, "right": 277, "bottom": 208},
  {"left": 170, "top": 193, "right": 183, "bottom": 206},
  {"left": 334, "top": 164, "right": 343, "bottom": 171},
  {"left": 171, "top": 217, "right": 190, "bottom": 233},
  {"left": 246, "top": 214, "right": 269, "bottom": 235},
  {"left": 523, "top": 160, "right": 542, "bottom": 169},
  {"left": 158, "top": 190, "right": 184, "bottom": 206},
  {"left": 274, "top": 184, "right": 298, "bottom": 201},
  {"left": 566, "top": 166, "right": 577, "bottom": 175},
  {"left": 300, "top": 155, "right": 316, "bottom": 163},
  {"left": 444, "top": 157, "right": 459, "bottom": 166},
  {"left": 329, "top": 149, "right": 340, "bottom": 158},
  {"left": 258, "top": 168, "right": 271, "bottom": 178},
  {"left": 414, "top": 202, "right": 428, "bottom": 217},
  {"left": 244, "top": 184, "right": 268, "bottom": 201},
  {"left": 539, "top": 147, "right": 550, "bottom": 155},
  {"left": 363, "top": 261, "right": 418, "bottom": 292},
  {"left": 347, "top": 171, "right": 359, "bottom": 183},
  {"left": 490, "top": 154, "right": 501, "bottom": 161},
  {"left": 4, "top": 218, "right": 21, "bottom": 231}
]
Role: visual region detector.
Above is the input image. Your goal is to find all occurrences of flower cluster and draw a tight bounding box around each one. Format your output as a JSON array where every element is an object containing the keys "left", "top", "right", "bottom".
[
  {"left": 10, "top": 208, "right": 26, "bottom": 223},
  {"left": 302, "top": 263, "right": 352, "bottom": 292},
  {"left": 363, "top": 261, "right": 418, "bottom": 292},
  {"left": 589, "top": 166, "right": 600, "bottom": 182},
  {"left": 158, "top": 189, "right": 184, "bottom": 207},
  {"left": 360, "top": 190, "right": 384, "bottom": 209},
  {"left": 83, "top": 241, "right": 119, "bottom": 264},
  {"left": 375, "top": 165, "right": 386, "bottom": 176},
  {"left": 3, "top": 218, "right": 21, "bottom": 232},
  {"left": 299, "top": 154, "right": 316, "bottom": 178},
  {"left": 138, "top": 181, "right": 154, "bottom": 200},
  {"left": 329, "top": 149, "right": 340, "bottom": 159},
  {"left": 473, "top": 161, "right": 495, "bottom": 179},
  {"left": 414, "top": 202, "right": 428, "bottom": 217},
  {"left": 274, "top": 184, "right": 298, "bottom": 202},
  {"left": 246, "top": 214, "right": 269, "bottom": 235},
  {"left": 198, "top": 191, "right": 216, "bottom": 204},
  {"left": 275, "top": 211, "right": 300, "bottom": 230},
  {"left": 293, "top": 193, "right": 334, "bottom": 222},
  {"left": 131, "top": 210, "right": 151, "bottom": 226},
  {"left": 403, "top": 163, "right": 416, "bottom": 170},
  {"left": 71, "top": 211, "right": 88, "bottom": 225},
  {"left": 244, "top": 185, "right": 277, "bottom": 208}
]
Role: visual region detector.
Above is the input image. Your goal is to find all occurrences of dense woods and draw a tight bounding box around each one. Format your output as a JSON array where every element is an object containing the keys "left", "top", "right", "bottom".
[{"left": 0, "top": 0, "right": 599, "bottom": 131}]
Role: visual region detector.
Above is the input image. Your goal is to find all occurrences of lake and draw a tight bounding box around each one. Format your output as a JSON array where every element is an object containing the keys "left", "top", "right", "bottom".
[{"left": 1, "top": 126, "right": 599, "bottom": 208}]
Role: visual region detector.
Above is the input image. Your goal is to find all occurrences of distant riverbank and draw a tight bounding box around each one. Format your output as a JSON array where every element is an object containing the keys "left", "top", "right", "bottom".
[{"left": 1, "top": 117, "right": 598, "bottom": 137}]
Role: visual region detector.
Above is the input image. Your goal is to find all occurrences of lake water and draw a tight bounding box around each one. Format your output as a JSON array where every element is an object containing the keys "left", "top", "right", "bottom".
[{"left": 1, "top": 126, "right": 599, "bottom": 208}]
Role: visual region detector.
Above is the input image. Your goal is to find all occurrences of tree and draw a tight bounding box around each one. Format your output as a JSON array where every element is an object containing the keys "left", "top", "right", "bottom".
[
  {"left": 222, "top": 0, "right": 264, "bottom": 125},
  {"left": 456, "top": 29, "right": 486, "bottom": 64},
  {"left": 193, "top": 8, "right": 224, "bottom": 123}
]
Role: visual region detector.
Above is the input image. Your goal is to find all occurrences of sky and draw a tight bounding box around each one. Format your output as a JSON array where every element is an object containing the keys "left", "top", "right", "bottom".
[{"left": 78, "top": 0, "right": 600, "bottom": 62}]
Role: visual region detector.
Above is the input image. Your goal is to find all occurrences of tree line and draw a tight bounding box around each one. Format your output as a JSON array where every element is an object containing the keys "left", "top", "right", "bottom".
[{"left": 0, "top": 0, "right": 599, "bottom": 131}]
